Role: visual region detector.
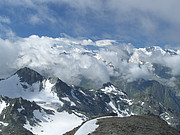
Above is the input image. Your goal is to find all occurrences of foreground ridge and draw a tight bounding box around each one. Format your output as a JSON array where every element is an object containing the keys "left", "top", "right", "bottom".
[{"left": 65, "top": 115, "right": 180, "bottom": 135}]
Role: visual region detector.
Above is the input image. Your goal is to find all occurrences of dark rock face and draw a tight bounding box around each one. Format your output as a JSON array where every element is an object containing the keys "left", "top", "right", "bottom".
[
  {"left": 55, "top": 82, "right": 132, "bottom": 117},
  {"left": 129, "top": 94, "right": 180, "bottom": 130},
  {"left": 1, "top": 124, "right": 34, "bottom": 135},
  {"left": 53, "top": 78, "right": 72, "bottom": 97},
  {"left": 15, "top": 67, "right": 44, "bottom": 85},
  {"left": 152, "top": 63, "right": 172, "bottom": 79}
]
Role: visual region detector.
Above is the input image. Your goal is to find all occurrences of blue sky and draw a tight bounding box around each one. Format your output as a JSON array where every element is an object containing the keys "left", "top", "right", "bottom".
[{"left": 0, "top": 0, "right": 180, "bottom": 48}]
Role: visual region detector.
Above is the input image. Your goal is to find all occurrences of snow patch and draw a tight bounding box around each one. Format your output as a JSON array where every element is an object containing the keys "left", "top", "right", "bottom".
[
  {"left": 160, "top": 112, "right": 174, "bottom": 125},
  {"left": 3, "top": 114, "right": 5, "bottom": 119},
  {"left": 33, "top": 109, "right": 49, "bottom": 122},
  {"left": 75, "top": 119, "right": 98, "bottom": 135},
  {"left": 77, "top": 88, "right": 87, "bottom": 96},
  {"left": 17, "top": 106, "right": 25, "bottom": 113},
  {"left": 62, "top": 97, "right": 76, "bottom": 106},
  {"left": 71, "top": 89, "right": 79, "bottom": 101},
  {"left": 0, "top": 121, "right": 8, "bottom": 126},
  {"left": 75, "top": 115, "right": 118, "bottom": 135},
  {"left": 121, "top": 98, "right": 133, "bottom": 106},
  {"left": 0, "top": 100, "right": 7, "bottom": 114},
  {"left": 101, "top": 85, "right": 125, "bottom": 96},
  {"left": 109, "top": 101, "right": 118, "bottom": 114}
]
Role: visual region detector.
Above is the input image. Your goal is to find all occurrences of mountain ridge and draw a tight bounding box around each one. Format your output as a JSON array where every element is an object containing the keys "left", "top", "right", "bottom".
[
  {"left": 0, "top": 67, "right": 179, "bottom": 134},
  {"left": 65, "top": 115, "right": 180, "bottom": 135}
]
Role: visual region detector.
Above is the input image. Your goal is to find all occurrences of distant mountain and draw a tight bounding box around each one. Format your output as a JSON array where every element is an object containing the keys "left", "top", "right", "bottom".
[
  {"left": 0, "top": 67, "right": 180, "bottom": 134},
  {"left": 113, "top": 79, "right": 180, "bottom": 112}
]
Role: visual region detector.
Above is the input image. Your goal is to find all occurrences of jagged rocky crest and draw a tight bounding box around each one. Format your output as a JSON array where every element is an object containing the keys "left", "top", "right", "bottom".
[{"left": 0, "top": 96, "right": 53, "bottom": 135}]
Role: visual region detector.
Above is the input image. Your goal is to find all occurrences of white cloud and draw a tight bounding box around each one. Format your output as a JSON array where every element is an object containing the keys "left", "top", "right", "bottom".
[
  {"left": 0, "top": 16, "right": 11, "bottom": 24},
  {"left": 126, "top": 64, "right": 153, "bottom": 81},
  {"left": 162, "top": 55, "right": 180, "bottom": 75},
  {"left": 0, "top": 16, "right": 15, "bottom": 39},
  {"left": 0, "top": 35, "right": 135, "bottom": 87},
  {"left": 0, "top": 37, "right": 180, "bottom": 88},
  {"left": 0, "top": 38, "right": 19, "bottom": 77},
  {"left": 29, "top": 15, "right": 43, "bottom": 25}
]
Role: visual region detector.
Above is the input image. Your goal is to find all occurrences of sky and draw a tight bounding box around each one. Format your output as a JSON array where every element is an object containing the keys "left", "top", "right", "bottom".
[
  {"left": 0, "top": 0, "right": 180, "bottom": 48},
  {"left": 0, "top": 0, "right": 180, "bottom": 87}
]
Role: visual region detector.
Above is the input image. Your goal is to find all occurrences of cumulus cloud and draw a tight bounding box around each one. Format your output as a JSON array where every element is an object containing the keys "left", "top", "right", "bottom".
[
  {"left": 162, "top": 55, "right": 180, "bottom": 75},
  {"left": 0, "top": 38, "right": 19, "bottom": 77},
  {"left": 0, "top": 35, "right": 180, "bottom": 88},
  {"left": 125, "top": 64, "right": 153, "bottom": 82}
]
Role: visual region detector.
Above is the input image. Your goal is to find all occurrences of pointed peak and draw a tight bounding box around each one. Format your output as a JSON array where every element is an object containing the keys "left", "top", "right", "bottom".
[
  {"left": 16, "top": 67, "right": 38, "bottom": 74},
  {"left": 15, "top": 67, "right": 44, "bottom": 85}
]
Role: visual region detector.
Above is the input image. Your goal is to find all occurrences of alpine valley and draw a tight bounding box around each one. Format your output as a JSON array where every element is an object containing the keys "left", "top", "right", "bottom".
[{"left": 0, "top": 37, "right": 180, "bottom": 135}]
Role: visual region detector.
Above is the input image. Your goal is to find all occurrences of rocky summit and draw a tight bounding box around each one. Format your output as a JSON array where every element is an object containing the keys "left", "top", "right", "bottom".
[{"left": 65, "top": 115, "right": 180, "bottom": 135}]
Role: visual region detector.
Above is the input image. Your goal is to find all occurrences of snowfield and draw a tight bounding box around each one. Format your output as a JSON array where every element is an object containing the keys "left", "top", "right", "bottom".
[
  {"left": 0, "top": 74, "right": 63, "bottom": 109},
  {"left": 24, "top": 111, "right": 83, "bottom": 135}
]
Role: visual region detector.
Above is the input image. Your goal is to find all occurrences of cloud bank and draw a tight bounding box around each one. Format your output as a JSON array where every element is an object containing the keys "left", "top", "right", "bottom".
[{"left": 0, "top": 35, "right": 180, "bottom": 88}]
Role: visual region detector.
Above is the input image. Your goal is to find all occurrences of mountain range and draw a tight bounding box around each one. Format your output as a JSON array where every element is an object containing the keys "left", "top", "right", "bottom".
[
  {"left": 0, "top": 66, "right": 179, "bottom": 134},
  {"left": 0, "top": 40, "right": 180, "bottom": 134}
]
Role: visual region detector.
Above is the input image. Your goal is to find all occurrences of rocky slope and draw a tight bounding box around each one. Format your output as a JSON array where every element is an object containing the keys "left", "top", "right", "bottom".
[{"left": 65, "top": 115, "right": 180, "bottom": 135}]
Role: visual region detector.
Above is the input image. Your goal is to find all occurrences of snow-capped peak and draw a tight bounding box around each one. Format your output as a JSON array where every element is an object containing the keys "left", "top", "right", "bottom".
[{"left": 101, "top": 83, "right": 126, "bottom": 96}]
